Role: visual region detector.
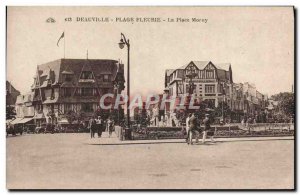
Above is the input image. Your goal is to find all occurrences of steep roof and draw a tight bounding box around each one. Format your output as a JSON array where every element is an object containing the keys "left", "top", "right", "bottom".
[
  {"left": 165, "top": 69, "right": 175, "bottom": 76},
  {"left": 6, "top": 81, "right": 21, "bottom": 105},
  {"left": 32, "top": 58, "right": 121, "bottom": 89},
  {"left": 215, "top": 63, "right": 231, "bottom": 71},
  {"left": 178, "top": 61, "right": 210, "bottom": 70},
  {"left": 192, "top": 61, "right": 211, "bottom": 70}
]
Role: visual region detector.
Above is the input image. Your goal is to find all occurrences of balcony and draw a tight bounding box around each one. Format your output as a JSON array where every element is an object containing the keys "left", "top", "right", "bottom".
[{"left": 78, "top": 79, "right": 95, "bottom": 83}]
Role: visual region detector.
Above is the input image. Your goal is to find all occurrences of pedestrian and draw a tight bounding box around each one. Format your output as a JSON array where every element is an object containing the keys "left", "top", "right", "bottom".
[
  {"left": 107, "top": 118, "right": 113, "bottom": 137},
  {"left": 202, "top": 114, "right": 215, "bottom": 144},
  {"left": 246, "top": 117, "right": 250, "bottom": 128},
  {"left": 188, "top": 113, "right": 200, "bottom": 145},
  {"left": 89, "top": 117, "right": 96, "bottom": 138},
  {"left": 96, "top": 116, "right": 103, "bottom": 138},
  {"left": 185, "top": 113, "right": 191, "bottom": 143}
]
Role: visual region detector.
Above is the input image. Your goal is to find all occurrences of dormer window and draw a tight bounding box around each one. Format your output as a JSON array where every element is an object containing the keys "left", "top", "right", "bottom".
[
  {"left": 62, "top": 70, "right": 74, "bottom": 82},
  {"left": 65, "top": 74, "right": 73, "bottom": 82},
  {"left": 103, "top": 75, "right": 110, "bottom": 82},
  {"left": 79, "top": 71, "right": 95, "bottom": 83},
  {"left": 80, "top": 71, "right": 94, "bottom": 79}
]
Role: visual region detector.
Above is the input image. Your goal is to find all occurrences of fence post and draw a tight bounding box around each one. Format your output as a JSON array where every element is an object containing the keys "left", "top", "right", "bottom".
[
  {"left": 214, "top": 126, "right": 217, "bottom": 137},
  {"left": 265, "top": 123, "right": 267, "bottom": 134},
  {"left": 248, "top": 125, "right": 251, "bottom": 135}
]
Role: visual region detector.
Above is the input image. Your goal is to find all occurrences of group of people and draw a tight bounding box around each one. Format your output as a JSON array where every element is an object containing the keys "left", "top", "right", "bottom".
[
  {"left": 241, "top": 117, "right": 256, "bottom": 127},
  {"left": 185, "top": 113, "right": 215, "bottom": 145},
  {"left": 88, "top": 116, "right": 114, "bottom": 139}
]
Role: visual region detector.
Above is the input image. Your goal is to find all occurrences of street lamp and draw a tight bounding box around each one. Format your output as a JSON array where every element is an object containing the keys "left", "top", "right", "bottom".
[
  {"left": 222, "top": 83, "right": 226, "bottom": 121},
  {"left": 118, "top": 33, "right": 131, "bottom": 132},
  {"left": 185, "top": 68, "right": 197, "bottom": 111}
]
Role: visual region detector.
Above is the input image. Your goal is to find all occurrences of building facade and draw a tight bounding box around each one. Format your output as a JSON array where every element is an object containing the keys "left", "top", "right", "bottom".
[
  {"left": 15, "top": 58, "right": 125, "bottom": 126},
  {"left": 164, "top": 61, "right": 267, "bottom": 123},
  {"left": 6, "top": 81, "right": 21, "bottom": 106},
  {"left": 165, "top": 61, "right": 233, "bottom": 108},
  {"left": 6, "top": 81, "right": 21, "bottom": 120}
]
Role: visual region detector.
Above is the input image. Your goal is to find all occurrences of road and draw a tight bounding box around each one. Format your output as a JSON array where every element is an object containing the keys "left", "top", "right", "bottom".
[{"left": 6, "top": 133, "right": 294, "bottom": 189}]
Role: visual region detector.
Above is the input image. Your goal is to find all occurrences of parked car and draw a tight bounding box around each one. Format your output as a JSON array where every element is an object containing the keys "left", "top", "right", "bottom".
[
  {"left": 25, "top": 124, "right": 36, "bottom": 134},
  {"left": 44, "top": 123, "right": 56, "bottom": 134},
  {"left": 35, "top": 123, "right": 47, "bottom": 134},
  {"left": 6, "top": 124, "right": 23, "bottom": 136}
]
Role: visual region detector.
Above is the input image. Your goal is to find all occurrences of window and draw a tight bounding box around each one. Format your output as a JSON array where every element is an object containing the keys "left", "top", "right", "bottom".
[
  {"left": 103, "top": 75, "right": 110, "bottom": 82},
  {"left": 205, "top": 85, "right": 215, "bottom": 93},
  {"left": 206, "top": 70, "right": 214, "bottom": 79},
  {"left": 64, "top": 88, "right": 72, "bottom": 97},
  {"left": 93, "top": 88, "right": 99, "bottom": 96},
  {"left": 80, "top": 71, "right": 94, "bottom": 79},
  {"left": 177, "top": 83, "right": 184, "bottom": 94},
  {"left": 169, "top": 88, "right": 173, "bottom": 96},
  {"left": 65, "top": 74, "right": 73, "bottom": 82},
  {"left": 82, "top": 103, "right": 93, "bottom": 112},
  {"left": 82, "top": 88, "right": 93, "bottom": 96},
  {"left": 199, "top": 71, "right": 204, "bottom": 78},
  {"left": 97, "top": 75, "right": 103, "bottom": 82},
  {"left": 64, "top": 104, "right": 72, "bottom": 112}
]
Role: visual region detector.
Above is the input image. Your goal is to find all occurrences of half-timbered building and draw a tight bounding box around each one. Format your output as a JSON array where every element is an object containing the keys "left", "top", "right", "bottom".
[
  {"left": 29, "top": 58, "right": 125, "bottom": 126},
  {"left": 165, "top": 61, "right": 233, "bottom": 108}
]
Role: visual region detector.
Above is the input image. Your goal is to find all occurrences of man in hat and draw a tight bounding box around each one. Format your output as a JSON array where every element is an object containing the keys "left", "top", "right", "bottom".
[
  {"left": 203, "top": 114, "right": 215, "bottom": 143},
  {"left": 89, "top": 117, "right": 96, "bottom": 138},
  {"left": 96, "top": 116, "right": 103, "bottom": 138},
  {"left": 188, "top": 113, "right": 200, "bottom": 145},
  {"left": 185, "top": 113, "right": 191, "bottom": 143}
]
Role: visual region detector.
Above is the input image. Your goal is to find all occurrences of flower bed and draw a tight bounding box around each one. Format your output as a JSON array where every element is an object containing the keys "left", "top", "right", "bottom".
[{"left": 131, "top": 126, "right": 294, "bottom": 140}]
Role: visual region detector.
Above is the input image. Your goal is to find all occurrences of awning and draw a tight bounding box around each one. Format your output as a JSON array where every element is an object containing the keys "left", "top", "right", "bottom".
[
  {"left": 6, "top": 119, "right": 14, "bottom": 124},
  {"left": 19, "top": 118, "right": 33, "bottom": 124},
  {"left": 10, "top": 118, "right": 23, "bottom": 125}
]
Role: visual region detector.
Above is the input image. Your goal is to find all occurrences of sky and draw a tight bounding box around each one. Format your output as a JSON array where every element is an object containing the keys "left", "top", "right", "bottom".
[{"left": 7, "top": 6, "right": 294, "bottom": 97}]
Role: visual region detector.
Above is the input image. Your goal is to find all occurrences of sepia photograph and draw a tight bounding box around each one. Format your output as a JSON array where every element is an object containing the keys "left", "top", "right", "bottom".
[{"left": 5, "top": 6, "right": 295, "bottom": 190}]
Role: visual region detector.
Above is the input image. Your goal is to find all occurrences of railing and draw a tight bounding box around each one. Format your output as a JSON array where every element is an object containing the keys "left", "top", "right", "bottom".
[
  {"left": 129, "top": 123, "right": 294, "bottom": 140},
  {"left": 241, "top": 123, "right": 294, "bottom": 132},
  {"left": 114, "top": 125, "right": 123, "bottom": 140}
]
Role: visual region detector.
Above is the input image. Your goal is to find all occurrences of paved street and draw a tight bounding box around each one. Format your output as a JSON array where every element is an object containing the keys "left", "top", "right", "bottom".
[{"left": 6, "top": 133, "right": 294, "bottom": 189}]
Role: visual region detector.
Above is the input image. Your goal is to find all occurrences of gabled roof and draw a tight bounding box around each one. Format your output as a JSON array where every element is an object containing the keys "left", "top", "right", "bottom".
[
  {"left": 178, "top": 61, "right": 210, "bottom": 70},
  {"left": 165, "top": 69, "right": 175, "bottom": 76},
  {"left": 32, "top": 59, "right": 122, "bottom": 89},
  {"left": 192, "top": 61, "right": 211, "bottom": 70},
  {"left": 215, "top": 63, "right": 231, "bottom": 71}
]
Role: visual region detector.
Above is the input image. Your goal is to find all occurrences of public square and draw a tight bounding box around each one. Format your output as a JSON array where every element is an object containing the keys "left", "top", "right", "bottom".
[{"left": 6, "top": 133, "right": 294, "bottom": 189}]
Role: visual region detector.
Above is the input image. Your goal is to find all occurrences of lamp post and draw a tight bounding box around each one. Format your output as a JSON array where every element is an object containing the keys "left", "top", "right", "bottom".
[
  {"left": 185, "top": 67, "right": 197, "bottom": 112},
  {"left": 118, "top": 33, "right": 131, "bottom": 132}
]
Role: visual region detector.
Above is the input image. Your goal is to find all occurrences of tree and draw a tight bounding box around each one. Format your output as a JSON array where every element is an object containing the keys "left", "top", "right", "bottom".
[
  {"left": 66, "top": 110, "right": 77, "bottom": 124},
  {"left": 214, "top": 102, "right": 231, "bottom": 119},
  {"left": 271, "top": 92, "right": 294, "bottom": 117}
]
